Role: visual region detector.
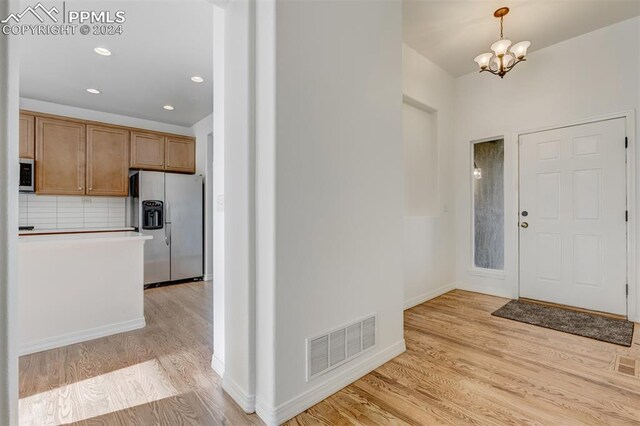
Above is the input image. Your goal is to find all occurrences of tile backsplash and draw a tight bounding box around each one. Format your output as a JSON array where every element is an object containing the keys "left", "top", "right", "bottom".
[{"left": 19, "top": 194, "right": 127, "bottom": 230}]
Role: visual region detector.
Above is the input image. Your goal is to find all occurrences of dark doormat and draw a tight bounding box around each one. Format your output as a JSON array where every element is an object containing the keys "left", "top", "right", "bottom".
[{"left": 492, "top": 300, "right": 635, "bottom": 347}]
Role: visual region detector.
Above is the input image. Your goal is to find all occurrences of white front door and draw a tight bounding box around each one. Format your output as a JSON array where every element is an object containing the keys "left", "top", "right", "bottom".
[{"left": 519, "top": 118, "right": 627, "bottom": 315}]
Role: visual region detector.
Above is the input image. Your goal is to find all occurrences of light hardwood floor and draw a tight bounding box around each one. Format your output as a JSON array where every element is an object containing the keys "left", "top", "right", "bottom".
[
  {"left": 20, "top": 286, "right": 640, "bottom": 425},
  {"left": 288, "top": 290, "right": 640, "bottom": 425},
  {"left": 19, "top": 281, "right": 263, "bottom": 426}
]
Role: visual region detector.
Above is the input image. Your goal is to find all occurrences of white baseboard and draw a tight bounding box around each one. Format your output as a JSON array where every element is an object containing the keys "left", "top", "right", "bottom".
[
  {"left": 454, "top": 281, "right": 516, "bottom": 300},
  {"left": 256, "top": 339, "right": 406, "bottom": 426},
  {"left": 203, "top": 274, "right": 213, "bottom": 282},
  {"left": 404, "top": 283, "right": 455, "bottom": 310},
  {"left": 20, "top": 317, "right": 146, "bottom": 356},
  {"left": 211, "top": 354, "right": 225, "bottom": 377},
  {"left": 223, "top": 376, "right": 255, "bottom": 414}
]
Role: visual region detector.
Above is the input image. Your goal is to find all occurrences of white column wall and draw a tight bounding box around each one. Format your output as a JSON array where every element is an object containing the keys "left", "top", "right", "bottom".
[
  {"left": 253, "top": 1, "right": 406, "bottom": 423},
  {"left": 222, "top": 0, "right": 256, "bottom": 412},
  {"left": 0, "top": 1, "right": 20, "bottom": 421},
  {"left": 212, "top": 3, "right": 226, "bottom": 378}
]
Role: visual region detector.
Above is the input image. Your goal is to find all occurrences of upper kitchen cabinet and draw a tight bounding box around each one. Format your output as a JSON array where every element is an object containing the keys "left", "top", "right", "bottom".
[
  {"left": 19, "top": 113, "right": 35, "bottom": 159},
  {"left": 35, "top": 117, "right": 86, "bottom": 196},
  {"left": 86, "top": 125, "right": 130, "bottom": 197},
  {"left": 130, "top": 131, "right": 165, "bottom": 171},
  {"left": 165, "top": 136, "right": 196, "bottom": 174}
]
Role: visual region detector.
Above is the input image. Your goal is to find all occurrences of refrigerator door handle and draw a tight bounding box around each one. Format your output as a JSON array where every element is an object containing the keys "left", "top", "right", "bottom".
[
  {"left": 165, "top": 222, "right": 171, "bottom": 246},
  {"left": 165, "top": 200, "right": 171, "bottom": 223}
]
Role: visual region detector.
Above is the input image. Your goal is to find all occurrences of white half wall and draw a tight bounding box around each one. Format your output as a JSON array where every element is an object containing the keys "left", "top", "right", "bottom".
[
  {"left": 253, "top": 1, "right": 406, "bottom": 423},
  {"left": 453, "top": 17, "right": 640, "bottom": 319},
  {"left": 402, "top": 45, "right": 456, "bottom": 309}
]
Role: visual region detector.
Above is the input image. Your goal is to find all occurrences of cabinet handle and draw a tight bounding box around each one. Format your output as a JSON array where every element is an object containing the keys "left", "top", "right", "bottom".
[
  {"left": 78, "top": 187, "right": 82, "bottom": 190},
  {"left": 89, "top": 188, "right": 92, "bottom": 191}
]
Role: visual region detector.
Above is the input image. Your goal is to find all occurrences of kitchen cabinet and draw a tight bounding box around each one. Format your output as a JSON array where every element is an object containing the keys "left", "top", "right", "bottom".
[
  {"left": 165, "top": 136, "right": 196, "bottom": 173},
  {"left": 19, "top": 113, "right": 35, "bottom": 159},
  {"left": 130, "top": 131, "right": 165, "bottom": 171},
  {"left": 29, "top": 110, "right": 195, "bottom": 197},
  {"left": 131, "top": 132, "right": 196, "bottom": 174},
  {"left": 86, "top": 125, "right": 130, "bottom": 196},
  {"left": 35, "top": 117, "right": 86, "bottom": 195}
]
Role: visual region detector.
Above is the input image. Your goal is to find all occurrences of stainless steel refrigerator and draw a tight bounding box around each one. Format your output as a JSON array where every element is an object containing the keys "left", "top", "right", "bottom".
[{"left": 129, "top": 171, "right": 203, "bottom": 285}]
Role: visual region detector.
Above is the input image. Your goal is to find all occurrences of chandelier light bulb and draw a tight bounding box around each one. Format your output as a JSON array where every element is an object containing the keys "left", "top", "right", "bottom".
[
  {"left": 511, "top": 41, "right": 531, "bottom": 59},
  {"left": 491, "top": 39, "right": 512, "bottom": 56},
  {"left": 474, "top": 53, "right": 493, "bottom": 69}
]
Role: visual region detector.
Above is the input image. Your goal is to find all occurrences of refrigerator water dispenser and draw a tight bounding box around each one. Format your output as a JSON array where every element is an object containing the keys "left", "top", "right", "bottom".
[{"left": 142, "top": 200, "right": 164, "bottom": 230}]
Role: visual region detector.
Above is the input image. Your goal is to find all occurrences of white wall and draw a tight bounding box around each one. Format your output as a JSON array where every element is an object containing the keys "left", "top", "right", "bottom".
[
  {"left": 402, "top": 45, "right": 457, "bottom": 309},
  {"left": 0, "top": 0, "right": 20, "bottom": 421},
  {"left": 255, "top": 0, "right": 276, "bottom": 417},
  {"left": 211, "top": 3, "right": 226, "bottom": 378},
  {"left": 222, "top": 0, "right": 256, "bottom": 412},
  {"left": 192, "top": 113, "right": 213, "bottom": 176},
  {"left": 453, "top": 18, "right": 640, "bottom": 320},
  {"left": 191, "top": 113, "right": 214, "bottom": 280},
  {"left": 403, "top": 102, "right": 438, "bottom": 216},
  {"left": 20, "top": 98, "right": 193, "bottom": 136},
  {"left": 253, "top": 1, "right": 405, "bottom": 423}
]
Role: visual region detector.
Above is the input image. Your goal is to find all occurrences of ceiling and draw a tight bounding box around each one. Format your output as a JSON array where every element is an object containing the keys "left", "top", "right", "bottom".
[
  {"left": 403, "top": 0, "right": 640, "bottom": 77},
  {"left": 19, "top": 1, "right": 213, "bottom": 127}
]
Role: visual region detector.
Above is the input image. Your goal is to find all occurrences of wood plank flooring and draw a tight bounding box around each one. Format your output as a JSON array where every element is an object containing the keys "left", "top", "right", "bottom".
[
  {"left": 20, "top": 286, "right": 640, "bottom": 425},
  {"left": 19, "top": 281, "right": 263, "bottom": 426},
  {"left": 287, "top": 290, "right": 640, "bottom": 425}
]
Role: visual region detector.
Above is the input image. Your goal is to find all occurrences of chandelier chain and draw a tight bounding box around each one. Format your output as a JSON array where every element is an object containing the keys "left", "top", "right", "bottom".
[{"left": 500, "top": 16, "right": 504, "bottom": 39}]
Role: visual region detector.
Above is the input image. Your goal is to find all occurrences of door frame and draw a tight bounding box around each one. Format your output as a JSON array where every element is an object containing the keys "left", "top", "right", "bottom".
[{"left": 514, "top": 110, "right": 636, "bottom": 319}]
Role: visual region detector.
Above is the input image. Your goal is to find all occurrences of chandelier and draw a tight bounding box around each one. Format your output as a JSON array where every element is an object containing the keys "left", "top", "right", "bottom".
[{"left": 474, "top": 7, "right": 531, "bottom": 78}]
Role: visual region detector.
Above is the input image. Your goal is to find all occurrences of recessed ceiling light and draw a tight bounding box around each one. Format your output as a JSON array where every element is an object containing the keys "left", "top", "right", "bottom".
[
  {"left": 191, "top": 76, "right": 204, "bottom": 83},
  {"left": 94, "top": 47, "right": 112, "bottom": 56},
  {"left": 163, "top": 105, "right": 175, "bottom": 111},
  {"left": 86, "top": 88, "right": 101, "bottom": 94}
]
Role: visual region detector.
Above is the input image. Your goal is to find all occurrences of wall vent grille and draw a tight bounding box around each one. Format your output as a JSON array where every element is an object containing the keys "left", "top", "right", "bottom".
[{"left": 306, "top": 314, "right": 377, "bottom": 381}]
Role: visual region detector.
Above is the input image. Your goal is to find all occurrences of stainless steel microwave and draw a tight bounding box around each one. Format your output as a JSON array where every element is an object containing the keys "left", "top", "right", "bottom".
[{"left": 19, "top": 159, "right": 34, "bottom": 192}]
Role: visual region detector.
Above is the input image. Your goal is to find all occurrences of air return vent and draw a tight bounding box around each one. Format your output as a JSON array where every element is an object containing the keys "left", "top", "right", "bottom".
[{"left": 306, "top": 314, "right": 377, "bottom": 381}]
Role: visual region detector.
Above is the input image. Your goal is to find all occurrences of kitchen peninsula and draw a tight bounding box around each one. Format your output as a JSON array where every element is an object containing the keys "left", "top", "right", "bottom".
[{"left": 18, "top": 230, "right": 152, "bottom": 355}]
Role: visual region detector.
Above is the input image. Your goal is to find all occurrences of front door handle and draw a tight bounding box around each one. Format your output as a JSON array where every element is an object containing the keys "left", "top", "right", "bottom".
[{"left": 521, "top": 222, "right": 529, "bottom": 228}]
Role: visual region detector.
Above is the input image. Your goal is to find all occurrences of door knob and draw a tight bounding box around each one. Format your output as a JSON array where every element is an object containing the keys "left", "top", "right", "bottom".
[{"left": 521, "top": 222, "right": 529, "bottom": 228}]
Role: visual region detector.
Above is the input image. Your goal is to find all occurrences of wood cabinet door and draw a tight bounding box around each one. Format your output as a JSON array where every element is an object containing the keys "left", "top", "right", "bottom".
[
  {"left": 86, "top": 125, "right": 130, "bottom": 197},
  {"left": 165, "top": 136, "right": 196, "bottom": 174},
  {"left": 130, "top": 131, "right": 165, "bottom": 171},
  {"left": 19, "top": 113, "right": 35, "bottom": 159},
  {"left": 36, "top": 117, "right": 86, "bottom": 195}
]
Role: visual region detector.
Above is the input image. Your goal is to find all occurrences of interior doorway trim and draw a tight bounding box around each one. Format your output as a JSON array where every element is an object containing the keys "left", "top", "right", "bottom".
[{"left": 514, "top": 110, "right": 636, "bottom": 320}]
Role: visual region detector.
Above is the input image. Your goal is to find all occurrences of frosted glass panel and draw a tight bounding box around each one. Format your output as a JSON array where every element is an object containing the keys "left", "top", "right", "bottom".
[{"left": 473, "top": 140, "right": 504, "bottom": 270}]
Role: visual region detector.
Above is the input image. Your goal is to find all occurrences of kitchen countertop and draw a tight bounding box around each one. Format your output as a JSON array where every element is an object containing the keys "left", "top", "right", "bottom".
[
  {"left": 19, "top": 231, "right": 152, "bottom": 245},
  {"left": 19, "top": 227, "right": 135, "bottom": 236}
]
